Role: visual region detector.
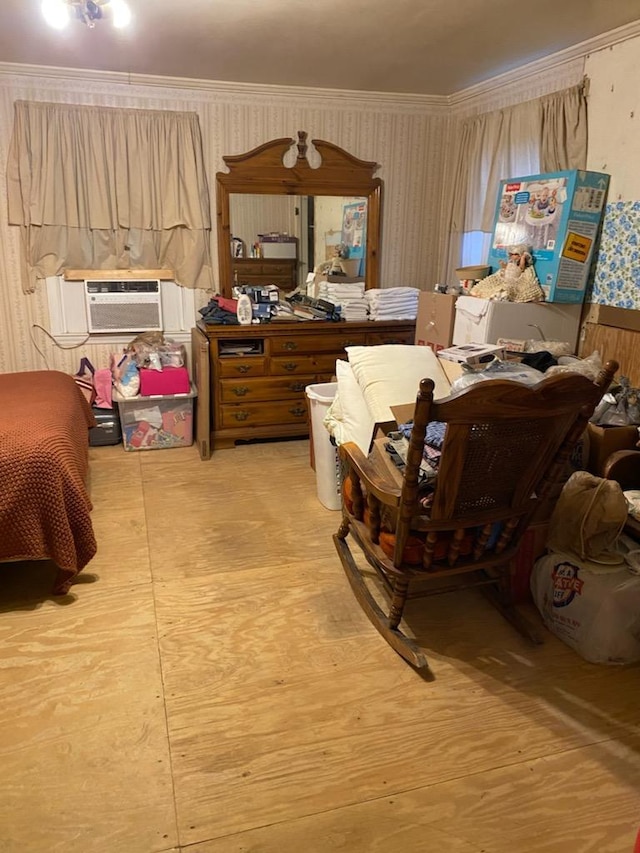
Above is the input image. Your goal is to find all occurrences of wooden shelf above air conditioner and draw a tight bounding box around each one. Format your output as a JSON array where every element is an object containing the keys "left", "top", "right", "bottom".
[{"left": 63, "top": 269, "right": 175, "bottom": 281}]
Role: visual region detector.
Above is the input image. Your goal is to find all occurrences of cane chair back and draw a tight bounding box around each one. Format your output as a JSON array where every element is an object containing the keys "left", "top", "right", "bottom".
[{"left": 335, "top": 360, "right": 619, "bottom": 669}]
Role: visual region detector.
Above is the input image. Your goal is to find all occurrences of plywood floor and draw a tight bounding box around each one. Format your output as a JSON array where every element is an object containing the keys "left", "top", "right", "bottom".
[{"left": 0, "top": 440, "right": 638, "bottom": 853}]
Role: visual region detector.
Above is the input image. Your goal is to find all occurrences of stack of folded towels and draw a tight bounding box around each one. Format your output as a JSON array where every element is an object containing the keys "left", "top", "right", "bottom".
[
  {"left": 365, "top": 287, "right": 420, "bottom": 320},
  {"left": 317, "top": 280, "right": 368, "bottom": 321}
]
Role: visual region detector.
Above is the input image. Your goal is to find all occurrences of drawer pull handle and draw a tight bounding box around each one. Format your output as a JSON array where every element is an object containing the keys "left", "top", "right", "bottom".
[
  {"left": 283, "top": 362, "right": 298, "bottom": 372},
  {"left": 233, "top": 411, "right": 250, "bottom": 422},
  {"left": 289, "top": 406, "right": 306, "bottom": 417},
  {"left": 283, "top": 341, "right": 298, "bottom": 351},
  {"left": 232, "top": 386, "right": 249, "bottom": 397},
  {"left": 235, "top": 365, "right": 250, "bottom": 374},
  {"left": 288, "top": 382, "right": 305, "bottom": 392}
]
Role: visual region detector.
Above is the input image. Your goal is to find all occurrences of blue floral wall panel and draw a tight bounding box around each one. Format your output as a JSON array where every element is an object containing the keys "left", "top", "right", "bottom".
[{"left": 590, "top": 201, "right": 640, "bottom": 308}]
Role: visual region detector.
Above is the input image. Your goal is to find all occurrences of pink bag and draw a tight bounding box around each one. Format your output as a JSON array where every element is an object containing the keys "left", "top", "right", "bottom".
[{"left": 93, "top": 368, "right": 113, "bottom": 409}]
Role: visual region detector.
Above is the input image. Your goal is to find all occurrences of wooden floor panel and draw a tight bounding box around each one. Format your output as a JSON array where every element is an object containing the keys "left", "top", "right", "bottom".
[
  {"left": 0, "top": 585, "right": 176, "bottom": 852},
  {"left": 141, "top": 443, "right": 335, "bottom": 582},
  {"left": 178, "top": 736, "right": 640, "bottom": 853},
  {"left": 87, "top": 448, "right": 152, "bottom": 588},
  {"left": 0, "top": 439, "right": 638, "bottom": 852},
  {"left": 155, "top": 567, "right": 639, "bottom": 844}
]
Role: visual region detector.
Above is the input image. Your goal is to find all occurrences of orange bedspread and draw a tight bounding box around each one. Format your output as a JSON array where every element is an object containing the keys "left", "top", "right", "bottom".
[{"left": 0, "top": 370, "right": 97, "bottom": 593}]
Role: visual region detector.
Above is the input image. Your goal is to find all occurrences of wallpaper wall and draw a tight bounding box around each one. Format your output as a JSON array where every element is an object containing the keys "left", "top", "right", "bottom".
[
  {"left": 585, "top": 37, "right": 640, "bottom": 309},
  {"left": 0, "top": 46, "right": 594, "bottom": 374},
  {"left": 0, "top": 70, "right": 451, "bottom": 373}
]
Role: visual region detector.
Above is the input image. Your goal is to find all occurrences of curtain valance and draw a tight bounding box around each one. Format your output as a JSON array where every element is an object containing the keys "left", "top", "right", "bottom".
[{"left": 7, "top": 100, "right": 213, "bottom": 292}]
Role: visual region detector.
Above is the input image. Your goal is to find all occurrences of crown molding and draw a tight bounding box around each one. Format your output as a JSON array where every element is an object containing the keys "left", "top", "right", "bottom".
[
  {"left": 448, "top": 18, "right": 640, "bottom": 107},
  {"left": 0, "top": 61, "right": 448, "bottom": 112}
]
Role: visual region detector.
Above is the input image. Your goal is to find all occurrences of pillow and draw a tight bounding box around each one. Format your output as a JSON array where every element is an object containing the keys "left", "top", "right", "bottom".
[
  {"left": 323, "top": 360, "right": 376, "bottom": 454},
  {"left": 346, "top": 345, "right": 451, "bottom": 423}
]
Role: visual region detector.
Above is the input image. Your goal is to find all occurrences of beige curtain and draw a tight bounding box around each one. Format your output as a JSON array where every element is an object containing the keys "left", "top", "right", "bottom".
[
  {"left": 7, "top": 100, "right": 214, "bottom": 292},
  {"left": 442, "top": 82, "right": 588, "bottom": 281}
]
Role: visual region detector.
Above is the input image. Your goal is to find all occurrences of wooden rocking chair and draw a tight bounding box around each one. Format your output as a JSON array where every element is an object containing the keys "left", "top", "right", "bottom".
[{"left": 334, "top": 360, "right": 619, "bottom": 670}]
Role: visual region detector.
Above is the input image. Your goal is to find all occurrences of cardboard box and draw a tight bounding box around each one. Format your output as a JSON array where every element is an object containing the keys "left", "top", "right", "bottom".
[
  {"left": 583, "top": 303, "right": 640, "bottom": 333},
  {"left": 414, "top": 292, "right": 457, "bottom": 352},
  {"left": 586, "top": 423, "right": 639, "bottom": 476},
  {"left": 437, "top": 357, "right": 464, "bottom": 386},
  {"left": 487, "top": 169, "right": 609, "bottom": 303},
  {"left": 370, "top": 435, "right": 405, "bottom": 487},
  {"left": 438, "top": 343, "right": 506, "bottom": 366}
]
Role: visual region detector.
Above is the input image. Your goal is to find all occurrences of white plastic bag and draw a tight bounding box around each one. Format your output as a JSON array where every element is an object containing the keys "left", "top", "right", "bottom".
[
  {"left": 531, "top": 551, "right": 640, "bottom": 664},
  {"left": 450, "top": 359, "right": 543, "bottom": 392},
  {"left": 545, "top": 350, "right": 603, "bottom": 381}
]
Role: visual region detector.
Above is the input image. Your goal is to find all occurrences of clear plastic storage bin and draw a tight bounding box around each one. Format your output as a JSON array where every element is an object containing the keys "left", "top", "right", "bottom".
[{"left": 114, "top": 384, "right": 196, "bottom": 451}]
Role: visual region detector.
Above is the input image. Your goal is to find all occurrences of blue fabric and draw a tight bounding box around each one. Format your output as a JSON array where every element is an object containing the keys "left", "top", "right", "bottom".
[{"left": 397, "top": 420, "right": 446, "bottom": 470}]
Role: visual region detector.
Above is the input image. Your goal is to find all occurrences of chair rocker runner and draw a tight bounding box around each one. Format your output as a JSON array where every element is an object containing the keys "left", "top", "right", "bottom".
[{"left": 334, "top": 360, "right": 619, "bottom": 670}]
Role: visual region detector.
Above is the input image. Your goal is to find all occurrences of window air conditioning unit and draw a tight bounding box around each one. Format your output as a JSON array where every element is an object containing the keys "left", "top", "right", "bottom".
[{"left": 84, "top": 280, "right": 163, "bottom": 334}]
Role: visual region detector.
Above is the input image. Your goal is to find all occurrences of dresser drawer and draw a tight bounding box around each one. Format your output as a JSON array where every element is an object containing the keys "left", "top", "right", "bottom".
[
  {"left": 218, "top": 357, "right": 266, "bottom": 378},
  {"left": 365, "top": 329, "right": 416, "bottom": 346},
  {"left": 270, "top": 354, "right": 338, "bottom": 375},
  {"left": 220, "top": 400, "right": 309, "bottom": 429},
  {"left": 270, "top": 331, "right": 366, "bottom": 355},
  {"left": 220, "top": 375, "right": 314, "bottom": 403},
  {"left": 263, "top": 262, "right": 295, "bottom": 277},
  {"left": 233, "top": 273, "right": 292, "bottom": 288},
  {"left": 233, "top": 261, "right": 295, "bottom": 276}
]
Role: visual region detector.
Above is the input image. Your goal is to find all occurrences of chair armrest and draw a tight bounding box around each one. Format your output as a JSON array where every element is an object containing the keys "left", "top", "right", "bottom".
[{"left": 339, "top": 442, "right": 402, "bottom": 506}]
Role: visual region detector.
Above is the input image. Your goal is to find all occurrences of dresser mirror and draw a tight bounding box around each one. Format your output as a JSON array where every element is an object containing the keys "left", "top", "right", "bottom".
[{"left": 216, "top": 132, "right": 382, "bottom": 298}]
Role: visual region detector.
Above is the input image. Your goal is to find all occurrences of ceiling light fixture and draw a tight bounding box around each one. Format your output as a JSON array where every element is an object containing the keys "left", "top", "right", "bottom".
[{"left": 41, "top": 0, "right": 132, "bottom": 30}]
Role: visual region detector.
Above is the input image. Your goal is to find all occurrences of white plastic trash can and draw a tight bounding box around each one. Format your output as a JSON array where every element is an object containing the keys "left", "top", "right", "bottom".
[{"left": 306, "top": 382, "right": 341, "bottom": 510}]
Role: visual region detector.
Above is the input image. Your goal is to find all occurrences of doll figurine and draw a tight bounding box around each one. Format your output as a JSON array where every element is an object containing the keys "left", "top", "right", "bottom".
[
  {"left": 499, "top": 245, "right": 533, "bottom": 283},
  {"left": 471, "top": 243, "right": 544, "bottom": 302}
]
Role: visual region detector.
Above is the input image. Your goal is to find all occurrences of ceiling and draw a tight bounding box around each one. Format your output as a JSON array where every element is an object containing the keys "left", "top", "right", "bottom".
[{"left": 1, "top": 0, "right": 639, "bottom": 96}]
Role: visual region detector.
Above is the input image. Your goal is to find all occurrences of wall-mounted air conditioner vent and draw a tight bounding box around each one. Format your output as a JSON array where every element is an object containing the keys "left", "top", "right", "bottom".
[{"left": 84, "top": 280, "right": 163, "bottom": 333}]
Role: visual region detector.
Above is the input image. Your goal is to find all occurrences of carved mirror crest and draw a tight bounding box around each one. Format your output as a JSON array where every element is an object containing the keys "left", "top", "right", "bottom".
[{"left": 216, "top": 131, "right": 382, "bottom": 298}]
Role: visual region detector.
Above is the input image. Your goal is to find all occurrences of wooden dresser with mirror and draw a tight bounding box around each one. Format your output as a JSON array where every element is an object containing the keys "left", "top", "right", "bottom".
[{"left": 195, "top": 132, "right": 414, "bottom": 455}]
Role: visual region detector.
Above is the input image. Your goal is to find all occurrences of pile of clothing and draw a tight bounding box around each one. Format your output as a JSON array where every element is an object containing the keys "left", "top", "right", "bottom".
[
  {"left": 198, "top": 295, "right": 239, "bottom": 325},
  {"left": 365, "top": 287, "right": 419, "bottom": 320},
  {"left": 316, "top": 280, "right": 367, "bottom": 321}
]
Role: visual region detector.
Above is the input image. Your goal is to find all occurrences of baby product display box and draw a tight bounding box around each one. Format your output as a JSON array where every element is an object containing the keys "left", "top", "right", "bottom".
[
  {"left": 114, "top": 385, "right": 196, "bottom": 451},
  {"left": 487, "top": 169, "right": 609, "bottom": 303}
]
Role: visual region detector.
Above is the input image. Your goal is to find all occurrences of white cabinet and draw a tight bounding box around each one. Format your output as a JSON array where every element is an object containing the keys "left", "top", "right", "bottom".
[{"left": 453, "top": 296, "right": 582, "bottom": 352}]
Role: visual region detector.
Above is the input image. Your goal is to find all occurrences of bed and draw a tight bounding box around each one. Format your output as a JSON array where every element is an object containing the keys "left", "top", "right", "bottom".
[{"left": 0, "top": 370, "right": 97, "bottom": 594}]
